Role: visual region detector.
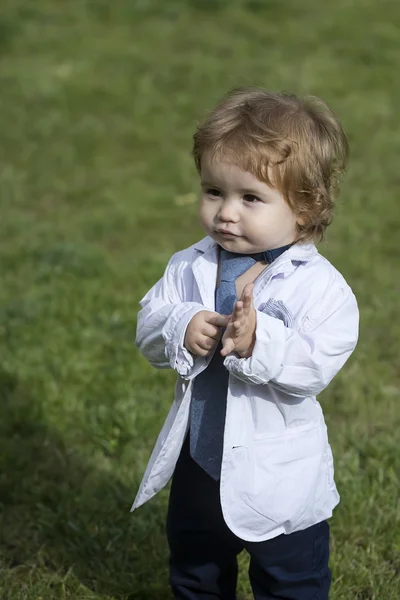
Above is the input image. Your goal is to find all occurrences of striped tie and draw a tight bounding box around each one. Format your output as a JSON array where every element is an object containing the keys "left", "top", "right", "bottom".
[{"left": 189, "top": 250, "right": 257, "bottom": 480}]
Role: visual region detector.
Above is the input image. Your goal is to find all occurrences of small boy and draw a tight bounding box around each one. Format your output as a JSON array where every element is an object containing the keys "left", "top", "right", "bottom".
[{"left": 131, "top": 87, "right": 359, "bottom": 599}]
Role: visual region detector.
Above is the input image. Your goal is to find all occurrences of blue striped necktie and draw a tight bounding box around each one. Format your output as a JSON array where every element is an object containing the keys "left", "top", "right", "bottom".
[{"left": 189, "top": 250, "right": 258, "bottom": 480}]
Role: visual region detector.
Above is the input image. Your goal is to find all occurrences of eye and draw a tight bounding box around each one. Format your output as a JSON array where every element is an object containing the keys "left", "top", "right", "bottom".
[
  {"left": 206, "top": 188, "right": 222, "bottom": 197},
  {"left": 244, "top": 194, "right": 261, "bottom": 203}
]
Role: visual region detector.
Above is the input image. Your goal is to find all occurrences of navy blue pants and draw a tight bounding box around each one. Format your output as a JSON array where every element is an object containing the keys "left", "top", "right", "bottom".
[{"left": 167, "top": 435, "right": 331, "bottom": 599}]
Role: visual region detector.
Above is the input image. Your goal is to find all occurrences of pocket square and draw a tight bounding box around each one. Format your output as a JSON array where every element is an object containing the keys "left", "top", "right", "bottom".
[{"left": 257, "top": 299, "right": 294, "bottom": 328}]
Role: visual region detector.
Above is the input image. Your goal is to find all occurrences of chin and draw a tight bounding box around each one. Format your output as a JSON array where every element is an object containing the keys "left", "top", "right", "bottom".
[{"left": 219, "top": 240, "right": 249, "bottom": 254}]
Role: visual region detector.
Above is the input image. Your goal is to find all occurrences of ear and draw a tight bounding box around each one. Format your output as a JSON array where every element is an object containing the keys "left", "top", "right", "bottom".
[{"left": 296, "top": 215, "right": 307, "bottom": 226}]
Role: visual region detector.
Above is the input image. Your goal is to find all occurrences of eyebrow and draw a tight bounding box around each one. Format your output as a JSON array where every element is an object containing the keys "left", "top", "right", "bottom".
[
  {"left": 201, "top": 181, "right": 219, "bottom": 188},
  {"left": 201, "top": 182, "right": 262, "bottom": 194},
  {"left": 240, "top": 188, "right": 265, "bottom": 196}
]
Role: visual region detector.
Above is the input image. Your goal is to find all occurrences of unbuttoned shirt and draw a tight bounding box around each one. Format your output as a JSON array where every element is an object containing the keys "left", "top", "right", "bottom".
[{"left": 131, "top": 237, "right": 359, "bottom": 542}]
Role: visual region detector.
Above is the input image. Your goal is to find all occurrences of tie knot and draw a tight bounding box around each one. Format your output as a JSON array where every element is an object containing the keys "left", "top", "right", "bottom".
[{"left": 219, "top": 250, "right": 256, "bottom": 282}]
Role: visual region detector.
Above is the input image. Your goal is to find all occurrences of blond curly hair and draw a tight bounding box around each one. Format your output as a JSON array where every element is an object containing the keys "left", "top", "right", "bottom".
[{"left": 193, "top": 87, "right": 349, "bottom": 242}]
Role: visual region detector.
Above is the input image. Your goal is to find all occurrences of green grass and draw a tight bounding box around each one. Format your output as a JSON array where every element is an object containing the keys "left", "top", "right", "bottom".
[{"left": 0, "top": 0, "right": 399, "bottom": 598}]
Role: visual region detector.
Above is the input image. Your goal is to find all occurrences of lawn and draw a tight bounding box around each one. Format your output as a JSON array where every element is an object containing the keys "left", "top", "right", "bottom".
[{"left": 0, "top": 0, "right": 399, "bottom": 598}]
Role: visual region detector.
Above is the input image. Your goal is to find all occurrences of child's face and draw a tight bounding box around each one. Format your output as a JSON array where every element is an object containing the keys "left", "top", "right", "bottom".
[{"left": 199, "top": 155, "right": 299, "bottom": 254}]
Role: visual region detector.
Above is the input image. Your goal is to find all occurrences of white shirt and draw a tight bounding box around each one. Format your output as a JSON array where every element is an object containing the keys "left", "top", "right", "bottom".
[{"left": 131, "top": 237, "right": 359, "bottom": 542}]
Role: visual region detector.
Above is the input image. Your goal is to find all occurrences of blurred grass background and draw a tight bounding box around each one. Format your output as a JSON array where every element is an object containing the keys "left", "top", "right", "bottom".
[{"left": 0, "top": 0, "right": 399, "bottom": 598}]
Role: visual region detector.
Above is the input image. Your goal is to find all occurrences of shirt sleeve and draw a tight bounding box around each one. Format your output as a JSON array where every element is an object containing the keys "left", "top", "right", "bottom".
[
  {"left": 135, "top": 254, "right": 213, "bottom": 379},
  {"left": 223, "top": 283, "right": 359, "bottom": 397}
]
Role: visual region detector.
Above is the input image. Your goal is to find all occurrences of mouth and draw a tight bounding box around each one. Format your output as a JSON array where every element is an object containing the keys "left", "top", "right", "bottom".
[{"left": 215, "top": 229, "right": 239, "bottom": 237}]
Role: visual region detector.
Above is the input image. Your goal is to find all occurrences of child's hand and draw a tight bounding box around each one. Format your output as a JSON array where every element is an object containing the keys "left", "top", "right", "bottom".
[
  {"left": 221, "top": 284, "right": 256, "bottom": 358},
  {"left": 184, "top": 310, "right": 231, "bottom": 357}
]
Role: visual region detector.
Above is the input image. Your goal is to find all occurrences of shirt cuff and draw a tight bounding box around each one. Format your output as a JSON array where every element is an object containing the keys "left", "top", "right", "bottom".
[{"left": 163, "top": 303, "right": 212, "bottom": 379}]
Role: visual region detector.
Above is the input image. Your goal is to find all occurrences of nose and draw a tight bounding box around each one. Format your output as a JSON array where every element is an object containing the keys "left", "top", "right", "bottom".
[{"left": 217, "top": 198, "right": 239, "bottom": 223}]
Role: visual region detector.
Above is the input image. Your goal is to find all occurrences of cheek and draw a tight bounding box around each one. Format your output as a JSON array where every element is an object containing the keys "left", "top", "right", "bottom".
[
  {"left": 199, "top": 201, "right": 213, "bottom": 225},
  {"left": 277, "top": 205, "right": 297, "bottom": 230}
]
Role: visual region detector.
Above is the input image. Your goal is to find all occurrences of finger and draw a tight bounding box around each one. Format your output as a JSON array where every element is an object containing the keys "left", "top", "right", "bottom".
[
  {"left": 205, "top": 312, "right": 232, "bottom": 328},
  {"left": 231, "top": 300, "right": 242, "bottom": 317},
  {"left": 220, "top": 337, "right": 235, "bottom": 357},
  {"left": 200, "top": 331, "right": 219, "bottom": 343},
  {"left": 242, "top": 284, "right": 254, "bottom": 312},
  {"left": 232, "top": 301, "right": 244, "bottom": 321},
  {"left": 202, "top": 323, "right": 224, "bottom": 340},
  {"left": 241, "top": 283, "right": 254, "bottom": 301},
  {"left": 234, "top": 301, "right": 243, "bottom": 312},
  {"left": 198, "top": 336, "right": 218, "bottom": 351},
  {"left": 192, "top": 343, "right": 209, "bottom": 357}
]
